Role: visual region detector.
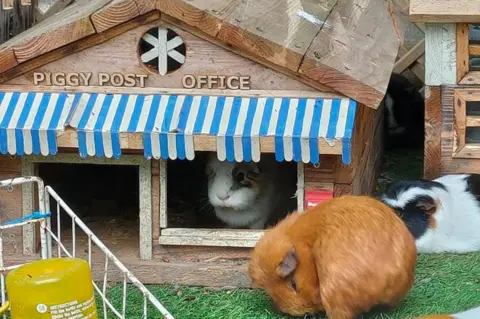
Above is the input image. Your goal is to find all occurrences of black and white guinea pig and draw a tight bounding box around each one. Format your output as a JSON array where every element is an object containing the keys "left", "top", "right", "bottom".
[
  {"left": 380, "top": 174, "right": 480, "bottom": 253},
  {"left": 383, "top": 73, "right": 425, "bottom": 150},
  {"left": 205, "top": 153, "right": 297, "bottom": 229}
]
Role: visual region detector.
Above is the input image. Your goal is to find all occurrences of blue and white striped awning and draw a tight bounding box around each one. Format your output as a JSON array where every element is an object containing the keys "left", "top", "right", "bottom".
[
  {"left": 67, "top": 93, "right": 357, "bottom": 164},
  {"left": 0, "top": 91, "right": 357, "bottom": 165},
  {"left": 0, "top": 92, "right": 78, "bottom": 156}
]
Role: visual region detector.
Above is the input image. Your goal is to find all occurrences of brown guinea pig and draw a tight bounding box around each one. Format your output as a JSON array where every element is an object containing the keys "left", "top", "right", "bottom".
[{"left": 248, "top": 195, "right": 417, "bottom": 319}]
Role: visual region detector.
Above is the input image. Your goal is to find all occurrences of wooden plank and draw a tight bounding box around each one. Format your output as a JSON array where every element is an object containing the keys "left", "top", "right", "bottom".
[
  {"left": 457, "top": 23, "right": 469, "bottom": 83},
  {"left": 469, "top": 45, "right": 480, "bottom": 56},
  {"left": 459, "top": 72, "right": 480, "bottom": 85},
  {"left": 0, "top": 85, "right": 341, "bottom": 99},
  {"left": 55, "top": 128, "right": 344, "bottom": 155},
  {"left": 299, "top": 0, "right": 407, "bottom": 109},
  {"left": 217, "top": 0, "right": 336, "bottom": 72},
  {"left": 425, "top": 23, "right": 456, "bottom": 86},
  {"left": 0, "top": 47, "right": 18, "bottom": 74},
  {"left": 90, "top": 0, "right": 142, "bottom": 33},
  {"left": 466, "top": 116, "right": 480, "bottom": 126},
  {"left": 157, "top": 0, "right": 241, "bottom": 37},
  {"left": 2, "top": 0, "right": 110, "bottom": 64},
  {"left": 424, "top": 86, "right": 442, "bottom": 179},
  {"left": 159, "top": 160, "right": 167, "bottom": 228},
  {"left": 296, "top": 162, "right": 305, "bottom": 212},
  {"left": 151, "top": 160, "right": 160, "bottom": 240},
  {"left": 0, "top": 12, "right": 160, "bottom": 84},
  {"left": 393, "top": 39, "right": 425, "bottom": 74},
  {"left": 138, "top": 159, "right": 152, "bottom": 260},
  {"left": 159, "top": 228, "right": 263, "bottom": 247},
  {"left": 35, "top": 0, "right": 75, "bottom": 23},
  {"left": 410, "top": 0, "right": 480, "bottom": 23}
]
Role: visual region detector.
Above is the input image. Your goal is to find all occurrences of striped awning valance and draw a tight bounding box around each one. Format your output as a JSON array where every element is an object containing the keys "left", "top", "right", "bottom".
[
  {"left": 0, "top": 92, "right": 79, "bottom": 156},
  {"left": 0, "top": 91, "right": 357, "bottom": 165}
]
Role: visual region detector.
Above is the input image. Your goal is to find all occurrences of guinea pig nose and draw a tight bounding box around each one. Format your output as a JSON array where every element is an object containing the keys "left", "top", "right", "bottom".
[{"left": 217, "top": 193, "right": 230, "bottom": 201}]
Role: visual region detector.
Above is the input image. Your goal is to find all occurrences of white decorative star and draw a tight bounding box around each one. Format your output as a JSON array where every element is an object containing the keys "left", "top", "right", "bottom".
[{"left": 140, "top": 28, "right": 185, "bottom": 76}]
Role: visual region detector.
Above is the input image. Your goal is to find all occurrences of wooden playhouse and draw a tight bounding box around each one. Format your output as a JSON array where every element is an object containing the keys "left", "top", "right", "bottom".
[
  {"left": 0, "top": 0, "right": 406, "bottom": 286},
  {"left": 410, "top": 1, "right": 480, "bottom": 179}
]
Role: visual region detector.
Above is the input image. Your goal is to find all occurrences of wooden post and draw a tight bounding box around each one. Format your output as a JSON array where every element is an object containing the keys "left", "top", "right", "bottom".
[{"left": 424, "top": 86, "right": 442, "bottom": 179}]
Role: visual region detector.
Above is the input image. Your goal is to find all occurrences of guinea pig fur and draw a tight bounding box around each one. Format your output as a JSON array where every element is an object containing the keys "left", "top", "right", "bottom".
[
  {"left": 248, "top": 195, "right": 417, "bottom": 319},
  {"left": 380, "top": 174, "right": 480, "bottom": 253}
]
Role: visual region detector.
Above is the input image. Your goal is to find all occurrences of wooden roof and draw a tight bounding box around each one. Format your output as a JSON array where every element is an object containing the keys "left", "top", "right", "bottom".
[
  {"left": 410, "top": 0, "right": 480, "bottom": 23},
  {"left": 0, "top": 0, "right": 408, "bottom": 109}
]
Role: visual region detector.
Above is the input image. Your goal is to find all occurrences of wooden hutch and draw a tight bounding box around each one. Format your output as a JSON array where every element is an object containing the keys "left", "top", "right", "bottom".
[
  {"left": 410, "top": 0, "right": 480, "bottom": 179},
  {"left": 0, "top": 0, "right": 407, "bottom": 286}
]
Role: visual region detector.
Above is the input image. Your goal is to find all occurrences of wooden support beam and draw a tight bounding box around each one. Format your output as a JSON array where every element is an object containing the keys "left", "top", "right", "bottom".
[
  {"left": 393, "top": 39, "right": 425, "bottom": 74},
  {"left": 410, "top": 0, "right": 480, "bottom": 23}
]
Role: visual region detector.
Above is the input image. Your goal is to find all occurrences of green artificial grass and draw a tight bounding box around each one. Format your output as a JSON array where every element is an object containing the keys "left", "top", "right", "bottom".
[
  {"left": 97, "top": 253, "right": 480, "bottom": 319},
  {"left": 97, "top": 149, "right": 480, "bottom": 319}
]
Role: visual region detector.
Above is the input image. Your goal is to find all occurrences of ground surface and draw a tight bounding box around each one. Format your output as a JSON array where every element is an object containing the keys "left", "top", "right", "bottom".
[{"left": 101, "top": 149, "right": 480, "bottom": 319}]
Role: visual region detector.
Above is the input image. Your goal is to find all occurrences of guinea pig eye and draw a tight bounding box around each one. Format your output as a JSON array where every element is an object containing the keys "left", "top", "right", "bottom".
[
  {"left": 290, "top": 277, "right": 297, "bottom": 292},
  {"left": 234, "top": 171, "right": 245, "bottom": 183}
]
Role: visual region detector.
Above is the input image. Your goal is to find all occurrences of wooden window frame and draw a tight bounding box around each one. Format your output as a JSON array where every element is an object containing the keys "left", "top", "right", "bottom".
[
  {"left": 452, "top": 89, "right": 480, "bottom": 158},
  {"left": 457, "top": 23, "right": 480, "bottom": 84},
  {"left": 157, "top": 160, "right": 306, "bottom": 248},
  {"left": 21, "top": 153, "right": 153, "bottom": 260}
]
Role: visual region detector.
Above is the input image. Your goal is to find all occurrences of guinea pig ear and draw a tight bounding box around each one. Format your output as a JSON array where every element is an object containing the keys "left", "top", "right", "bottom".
[
  {"left": 276, "top": 248, "right": 297, "bottom": 278},
  {"left": 415, "top": 199, "right": 437, "bottom": 215}
]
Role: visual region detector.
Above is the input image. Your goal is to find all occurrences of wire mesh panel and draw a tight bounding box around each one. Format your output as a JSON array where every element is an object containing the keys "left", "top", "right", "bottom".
[{"left": 0, "top": 176, "right": 175, "bottom": 319}]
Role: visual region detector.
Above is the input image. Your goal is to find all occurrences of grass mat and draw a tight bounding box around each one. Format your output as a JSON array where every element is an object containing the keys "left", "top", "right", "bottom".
[{"left": 98, "top": 149, "right": 480, "bottom": 319}]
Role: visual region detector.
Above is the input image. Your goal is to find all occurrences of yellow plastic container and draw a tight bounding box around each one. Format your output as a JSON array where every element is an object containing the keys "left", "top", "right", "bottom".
[{"left": 3, "top": 257, "right": 98, "bottom": 319}]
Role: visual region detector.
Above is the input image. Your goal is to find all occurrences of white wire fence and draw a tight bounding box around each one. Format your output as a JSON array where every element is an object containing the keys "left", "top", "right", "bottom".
[{"left": 0, "top": 176, "right": 175, "bottom": 319}]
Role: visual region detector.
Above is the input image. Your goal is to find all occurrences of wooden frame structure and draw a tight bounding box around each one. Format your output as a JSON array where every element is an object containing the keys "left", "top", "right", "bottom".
[
  {"left": 0, "top": 0, "right": 407, "bottom": 286},
  {"left": 411, "top": 0, "right": 480, "bottom": 179}
]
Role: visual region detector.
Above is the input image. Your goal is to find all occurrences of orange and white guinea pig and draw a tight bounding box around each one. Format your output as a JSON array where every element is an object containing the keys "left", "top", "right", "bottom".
[{"left": 248, "top": 195, "right": 418, "bottom": 319}]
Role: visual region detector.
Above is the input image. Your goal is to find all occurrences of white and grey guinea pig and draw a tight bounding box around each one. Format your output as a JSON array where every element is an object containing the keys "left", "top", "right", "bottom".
[
  {"left": 205, "top": 152, "right": 296, "bottom": 230},
  {"left": 380, "top": 173, "right": 480, "bottom": 254}
]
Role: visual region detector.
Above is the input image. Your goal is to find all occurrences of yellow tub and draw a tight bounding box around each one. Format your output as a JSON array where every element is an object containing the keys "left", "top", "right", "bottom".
[{"left": 1, "top": 257, "right": 98, "bottom": 319}]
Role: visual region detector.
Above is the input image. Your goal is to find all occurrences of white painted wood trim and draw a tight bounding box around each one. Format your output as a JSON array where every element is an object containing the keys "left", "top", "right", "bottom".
[
  {"left": 21, "top": 159, "right": 36, "bottom": 256},
  {"left": 297, "top": 162, "right": 305, "bottom": 212},
  {"left": 159, "top": 160, "right": 167, "bottom": 228},
  {"left": 159, "top": 228, "right": 264, "bottom": 248},
  {"left": 138, "top": 160, "right": 152, "bottom": 260},
  {"left": 22, "top": 154, "right": 153, "bottom": 260},
  {"left": 425, "top": 23, "right": 457, "bottom": 85}
]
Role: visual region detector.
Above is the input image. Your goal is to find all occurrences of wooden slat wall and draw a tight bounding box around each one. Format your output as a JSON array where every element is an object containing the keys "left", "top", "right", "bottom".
[{"left": 1, "top": 0, "right": 34, "bottom": 44}]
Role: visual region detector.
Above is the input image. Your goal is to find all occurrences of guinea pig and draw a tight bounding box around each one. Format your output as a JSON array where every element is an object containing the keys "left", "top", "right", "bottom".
[
  {"left": 380, "top": 174, "right": 480, "bottom": 253},
  {"left": 416, "top": 306, "right": 480, "bottom": 319},
  {"left": 205, "top": 152, "right": 297, "bottom": 229},
  {"left": 248, "top": 195, "right": 417, "bottom": 319}
]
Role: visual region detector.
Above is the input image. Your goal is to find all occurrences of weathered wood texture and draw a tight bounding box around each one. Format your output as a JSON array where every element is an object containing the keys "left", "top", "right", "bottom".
[
  {"left": 6, "top": 20, "right": 316, "bottom": 91},
  {"left": 0, "top": 0, "right": 406, "bottom": 109},
  {"left": 410, "top": 0, "right": 480, "bottom": 23},
  {"left": 304, "top": 101, "right": 384, "bottom": 196},
  {"left": 439, "top": 86, "right": 480, "bottom": 174},
  {"left": 0, "top": 155, "right": 23, "bottom": 241},
  {"left": 425, "top": 23, "right": 457, "bottom": 86},
  {"left": 456, "top": 23, "right": 469, "bottom": 83},
  {"left": 0, "top": 0, "right": 34, "bottom": 44},
  {"left": 298, "top": 0, "right": 408, "bottom": 108},
  {"left": 424, "top": 86, "right": 442, "bottom": 179}
]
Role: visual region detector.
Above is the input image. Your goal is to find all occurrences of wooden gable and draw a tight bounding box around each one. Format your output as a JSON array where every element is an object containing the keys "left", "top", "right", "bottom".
[
  {"left": 0, "top": 0, "right": 409, "bottom": 109},
  {"left": 4, "top": 19, "right": 317, "bottom": 92}
]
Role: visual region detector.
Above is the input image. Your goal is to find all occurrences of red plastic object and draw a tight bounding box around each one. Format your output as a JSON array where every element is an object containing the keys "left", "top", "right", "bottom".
[{"left": 304, "top": 190, "right": 333, "bottom": 210}]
